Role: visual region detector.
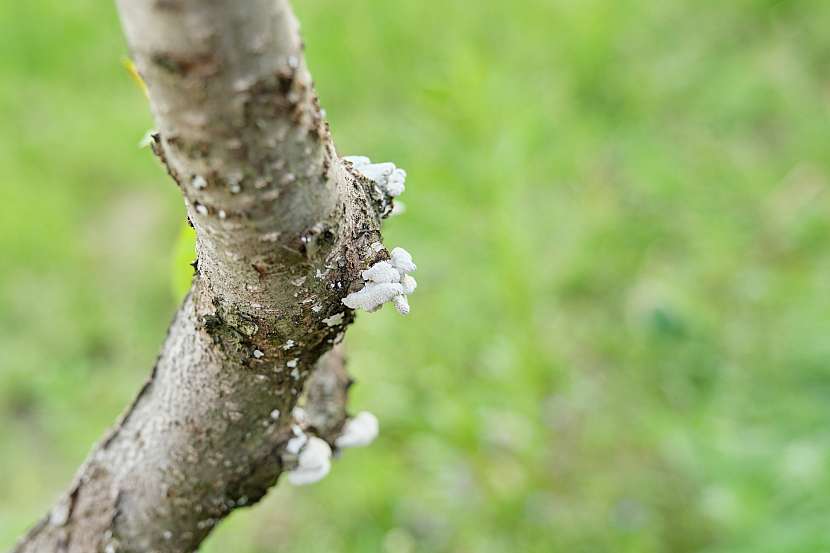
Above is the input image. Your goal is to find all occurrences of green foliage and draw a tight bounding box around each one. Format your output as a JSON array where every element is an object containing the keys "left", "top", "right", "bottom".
[{"left": 3, "top": 0, "right": 830, "bottom": 551}]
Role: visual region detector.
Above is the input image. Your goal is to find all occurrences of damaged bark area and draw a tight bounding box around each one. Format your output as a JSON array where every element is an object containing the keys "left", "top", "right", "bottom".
[{"left": 13, "top": 1, "right": 402, "bottom": 552}]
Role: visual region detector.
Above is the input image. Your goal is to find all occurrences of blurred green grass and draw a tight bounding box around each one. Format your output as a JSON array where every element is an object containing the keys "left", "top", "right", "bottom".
[{"left": 3, "top": 0, "right": 830, "bottom": 551}]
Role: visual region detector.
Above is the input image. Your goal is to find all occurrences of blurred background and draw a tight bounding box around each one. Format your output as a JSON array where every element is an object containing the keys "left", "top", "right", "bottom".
[{"left": 2, "top": 0, "right": 830, "bottom": 551}]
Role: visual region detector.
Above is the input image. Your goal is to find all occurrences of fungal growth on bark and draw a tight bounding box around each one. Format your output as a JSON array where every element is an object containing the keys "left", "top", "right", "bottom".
[
  {"left": 335, "top": 411, "right": 380, "bottom": 449},
  {"left": 344, "top": 156, "right": 407, "bottom": 198},
  {"left": 12, "top": 1, "right": 415, "bottom": 552},
  {"left": 342, "top": 247, "right": 418, "bottom": 315}
]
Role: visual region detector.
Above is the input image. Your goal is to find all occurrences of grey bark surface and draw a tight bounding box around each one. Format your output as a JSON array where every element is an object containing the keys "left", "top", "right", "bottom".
[{"left": 12, "top": 1, "right": 393, "bottom": 551}]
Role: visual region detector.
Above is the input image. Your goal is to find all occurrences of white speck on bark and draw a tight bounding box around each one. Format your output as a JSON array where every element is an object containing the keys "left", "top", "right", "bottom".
[{"left": 322, "top": 312, "right": 344, "bottom": 327}]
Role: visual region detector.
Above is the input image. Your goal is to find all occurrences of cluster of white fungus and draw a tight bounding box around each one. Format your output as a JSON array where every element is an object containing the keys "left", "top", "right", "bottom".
[
  {"left": 285, "top": 411, "right": 332, "bottom": 486},
  {"left": 335, "top": 411, "right": 380, "bottom": 449},
  {"left": 284, "top": 410, "right": 380, "bottom": 486},
  {"left": 285, "top": 435, "right": 332, "bottom": 486},
  {"left": 342, "top": 247, "right": 417, "bottom": 315},
  {"left": 344, "top": 156, "right": 406, "bottom": 197},
  {"left": 283, "top": 155, "right": 404, "bottom": 486}
]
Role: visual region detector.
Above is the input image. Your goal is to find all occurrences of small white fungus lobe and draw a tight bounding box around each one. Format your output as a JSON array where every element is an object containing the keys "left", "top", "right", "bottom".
[
  {"left": 192, "top": 175, "right": 207, "bottom": 190},
  {"left": 342, "top": 247, "right": 417, "bottom": 315},
  {"left": 344, "top": 156, "right": 407, "bottom": 197},
  {"left": 322, "top": 312, "right": 345, "bottom": 327},
  {"left": 292, "top": 406, "right": 307, "bottom": 424},
  {"left": 49, "top": 501, "right": 71, "bottom": 526},
  {"left": 361, "top": 261, "right": 400, "bottom": 284},
  {"left": 286, "top": 436, "right": 332, "bottom": 485},
  {"left": 335, "top": 411, "right": 380, "bottom": 449},
  {"left": 391, "top": 295, "right": 410, "bottom": 316},
  {"left": 389, "top": 200, "right": 406, "bottom": 217},
  {"left": 139, "top": 129, "right": 156, "bottom": 148},
  {"left": 390, "top": 247, "right": 416, "bottom": 274},
  {"left": 285, "top": 431, "right": 307, "bottom": 455}
]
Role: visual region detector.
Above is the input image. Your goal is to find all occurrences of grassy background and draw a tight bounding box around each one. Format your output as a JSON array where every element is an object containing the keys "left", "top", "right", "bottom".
[{"left": 2, "top": 0, "right": 830, "bottom": 551}]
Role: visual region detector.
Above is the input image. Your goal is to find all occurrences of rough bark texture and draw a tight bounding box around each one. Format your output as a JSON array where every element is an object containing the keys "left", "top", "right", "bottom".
[{"left": 13, "top": 1, "right": 392, "bottom": 551}]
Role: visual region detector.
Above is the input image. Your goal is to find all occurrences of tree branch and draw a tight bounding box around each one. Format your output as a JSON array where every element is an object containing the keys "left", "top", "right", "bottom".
[{"left": 12, "top": 1, "right": 401, "bottom": 551}]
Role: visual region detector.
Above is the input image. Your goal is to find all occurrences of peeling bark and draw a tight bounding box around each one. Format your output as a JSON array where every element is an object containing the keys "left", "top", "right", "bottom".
[{"left": 12, "top": 1, "right": 395, "bottom": 552}]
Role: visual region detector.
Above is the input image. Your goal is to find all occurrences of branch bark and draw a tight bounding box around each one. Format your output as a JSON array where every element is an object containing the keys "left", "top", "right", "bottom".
[{"left": 13, "top": 1, "right": 394, "bottom": 551}]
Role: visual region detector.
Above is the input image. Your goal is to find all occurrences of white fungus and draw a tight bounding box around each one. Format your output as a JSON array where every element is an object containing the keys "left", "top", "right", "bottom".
[
  {"left": 390, "top": 247, "right": 417, "bottom": 274},
  {"left": 361, "top": 261, "right": 400, "bottom": 284},
  {"left": 286, "top": 436, "right": 332, "bottom": 486},
  {"left": 335, "top": 411, "right": 380, "bottom": 449},
  {"left": 345, "top": 155, "right": 370, "bottom": 165},
  {"left": 139, "top": 129, "right": 156, "bottom": 148},
  {"left": 282, "top": 339, "right": 296, "bottom": 350},
  {"left": 344, "top": 156, "right": 407, "bottom": 197},
  {"left": 270, "top": 409, "right": 281, "bottom": 420},
  {"left": 322, "top": 312, "right": 345, "bottom": 326},
  {"left": 292, "top": 406, "right": 307, "bottom": 423},
  {"left": 391, "top": 295, "right": 410, "bottom": 316},
  {"left": 285, "top": 431, "right": 307, "bottom": 455},
  {"left": 389, "top": 201, "right": 406, "bottom": 217},
  {"left": 49, "top": 501, "right": 71, "bottom": 526},
  {"left": 401, "top": 274, "right": 417, "bottom": 295},
  {"left": 342, "top": 247, "right": 417, "bottom": 315},
  {"left": 253, "top": 349, "right": 264, "bottom": 359}
]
